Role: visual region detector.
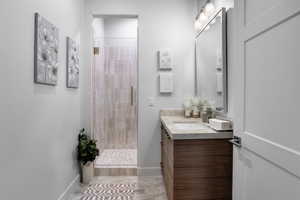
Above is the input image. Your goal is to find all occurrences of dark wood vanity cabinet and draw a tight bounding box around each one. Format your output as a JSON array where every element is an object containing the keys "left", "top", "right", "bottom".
[{"left": 161, "top": 125, "right": 233, "bottom": 200}]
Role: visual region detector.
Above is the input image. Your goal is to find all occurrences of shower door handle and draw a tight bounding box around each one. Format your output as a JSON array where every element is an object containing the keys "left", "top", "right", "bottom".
[{"left": 130, "top": 86, "right": 134, "bottom": 106}]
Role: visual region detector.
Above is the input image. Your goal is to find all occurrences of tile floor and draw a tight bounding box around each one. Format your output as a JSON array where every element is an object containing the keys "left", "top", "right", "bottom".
[
  {"left": 70, "top": 176, "right": 167, "bottom": 200},
  {"left": 95, "top": 149, "right": 137, "bottom": 168}
]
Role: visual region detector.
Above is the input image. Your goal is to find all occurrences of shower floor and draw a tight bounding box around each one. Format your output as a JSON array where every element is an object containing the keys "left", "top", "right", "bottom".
[{"left": 95, "top": 149, "right": 137, "bottom": 168}]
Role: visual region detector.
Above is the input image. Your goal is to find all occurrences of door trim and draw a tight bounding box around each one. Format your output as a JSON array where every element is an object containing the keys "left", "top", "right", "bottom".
[
  {"left": 89, "top": 14, "right": 139, "bottom": 162},
  {"left": 243, "top": 131, "right": 300, "bottom": 178},
  {"left": 244, "top": 1, "right": 300, "bottom": 41}
]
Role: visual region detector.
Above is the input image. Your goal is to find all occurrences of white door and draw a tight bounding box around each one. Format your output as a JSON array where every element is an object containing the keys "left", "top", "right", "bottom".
[{"left": 232, "top": 1, "right": 300, "bottom": 199}]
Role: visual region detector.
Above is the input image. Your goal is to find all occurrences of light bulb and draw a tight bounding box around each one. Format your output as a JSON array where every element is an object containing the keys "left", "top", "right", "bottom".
[
  {"left": 194, "top": 20, "right": 202, "bottom": 31},
  {"left": 205, "top": 2, "right": 215, "bottom": 16},
  {"left": 199, "top": 12, "right": 208, "bottom": 23}
]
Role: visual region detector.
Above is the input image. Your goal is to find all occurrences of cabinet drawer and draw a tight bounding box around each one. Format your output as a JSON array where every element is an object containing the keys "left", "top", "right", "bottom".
[
  {"left": 174, "top": 158, "right": 232, "bottom": 179},
  {"left": 175, "top": 139, "right": 232, "bottom": 156},
  {"left": 175, "top": 155, "right": 232, "bottom": 168},
  {"left": 174, "top": 178, "right": 232, "bottom": 200},
  {"left": 174, "top": 140, "right": 232, "bottom": 168}
]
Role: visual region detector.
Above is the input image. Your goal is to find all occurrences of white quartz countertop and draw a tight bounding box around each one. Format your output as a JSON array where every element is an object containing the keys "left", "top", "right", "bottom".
[{"left": 160, "top": 115, "right": 233, "bottom": 140}]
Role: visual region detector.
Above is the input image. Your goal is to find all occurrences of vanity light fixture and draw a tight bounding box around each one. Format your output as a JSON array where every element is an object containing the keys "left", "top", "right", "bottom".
[
  {"left": 204, "top": 0, "right": 215, "bottom": 16},
  {"left": 194, "top": 19, "right": 202, "bottom": 31},
  {"left": 195, "top": 11, "right": 207, "bottom": 31},
  {"left": 195, "top": 0, "right": 216, "bottom": 32},
  {"left": 199, "top": 12, "right": 208, "bottom": 22},
  {"left": 194, "top": 11, "right": 207, "bottom": 31}
]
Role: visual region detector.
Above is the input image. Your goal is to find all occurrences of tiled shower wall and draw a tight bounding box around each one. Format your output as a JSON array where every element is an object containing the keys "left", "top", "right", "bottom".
[{"left": 92, "top": 18, "right": 138, "bottom": 151}]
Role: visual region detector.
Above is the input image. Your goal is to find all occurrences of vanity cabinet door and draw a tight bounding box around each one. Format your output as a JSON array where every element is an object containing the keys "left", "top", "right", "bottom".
[{"left": 173, "top": 139, "right": 232, "bottom": 200}]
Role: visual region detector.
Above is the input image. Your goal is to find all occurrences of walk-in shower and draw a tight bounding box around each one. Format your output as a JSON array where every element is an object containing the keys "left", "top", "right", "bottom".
[{"left": 92, "top": 16, "right": 138, "bottom": 175}]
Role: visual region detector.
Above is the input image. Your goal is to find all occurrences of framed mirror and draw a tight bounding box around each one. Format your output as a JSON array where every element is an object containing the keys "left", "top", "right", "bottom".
[{"left": 195, "top": 8, "right": 227, "bottom": 113}]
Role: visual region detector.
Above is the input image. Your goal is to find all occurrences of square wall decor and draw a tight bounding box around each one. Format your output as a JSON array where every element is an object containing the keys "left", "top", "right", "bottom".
[
  {"left": 66, "top": 37, "right": 79, "bottom": 88},
  {"left": 34, "top": 13, "right": 59, "bottom": 85},
  {"left": 158, "top": 49, "right": 173, "bottom": 70}
]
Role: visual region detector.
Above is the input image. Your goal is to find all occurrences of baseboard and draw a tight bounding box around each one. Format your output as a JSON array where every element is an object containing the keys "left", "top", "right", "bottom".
[
  {"left": 57, "top": 174, "right": 80, "bottom": 200},
  {"left": 137, "top": 167, "right": 162, "bottom": 176}
]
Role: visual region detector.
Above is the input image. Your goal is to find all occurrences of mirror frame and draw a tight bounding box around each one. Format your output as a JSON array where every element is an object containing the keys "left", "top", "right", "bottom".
[{"left": 195, "top": 8, "right": 228, "bottom": 114}]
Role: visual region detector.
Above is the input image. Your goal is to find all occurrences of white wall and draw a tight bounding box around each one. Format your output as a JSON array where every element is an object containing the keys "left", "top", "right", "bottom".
[
  {"left": 93, "top": 17, "right": 138, "bottom": 48},
  {"left": 92, "top": 18, "right": 105, "bottom": 39},
  {"left": 92, "top": 17, "right": 138, "bottom": 41},
  {"left": 0, "top": 0, "right": 84, "bottom": 199},
  {"left": 103, "top": 18, "right": 138, "bottom": 38},
  {"left": 83, "top": 0, "right": 197, "bottom": 174}
]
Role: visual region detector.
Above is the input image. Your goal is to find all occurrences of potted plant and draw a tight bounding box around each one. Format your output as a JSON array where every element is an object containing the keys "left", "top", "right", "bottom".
[{"left": 77, "top": 128, "right": 99, "bottom": 184}]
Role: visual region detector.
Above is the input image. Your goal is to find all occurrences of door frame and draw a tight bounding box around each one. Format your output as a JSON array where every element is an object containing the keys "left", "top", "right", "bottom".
[{"left": 89, "top": 14, "right": 140, "bottom": 164}]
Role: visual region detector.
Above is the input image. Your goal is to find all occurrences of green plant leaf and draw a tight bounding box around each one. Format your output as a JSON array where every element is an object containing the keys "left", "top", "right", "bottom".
[{"left": 77, "top": 128, "right": 99, "bottom": 164}]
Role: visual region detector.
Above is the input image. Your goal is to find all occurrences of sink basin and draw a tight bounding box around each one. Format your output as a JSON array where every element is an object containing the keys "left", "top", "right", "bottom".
[{"left": 172, "top": 122, "right": 208, "bottom": 131}]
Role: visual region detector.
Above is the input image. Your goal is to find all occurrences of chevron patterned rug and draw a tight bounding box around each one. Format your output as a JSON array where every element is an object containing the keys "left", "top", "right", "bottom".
[{"left": 80, "top": 183, "right": 137, "bottom": 200}]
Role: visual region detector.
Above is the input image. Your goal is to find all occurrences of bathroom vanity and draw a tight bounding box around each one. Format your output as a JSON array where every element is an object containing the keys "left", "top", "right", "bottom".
[{"left": 160, "top": 111, "right": 233, "bottom": 200}]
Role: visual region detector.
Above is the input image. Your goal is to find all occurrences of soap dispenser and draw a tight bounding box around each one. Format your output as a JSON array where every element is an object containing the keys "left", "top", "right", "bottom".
[
  {"left": 191, "top": 97, "right": 201, "bottom": 118},
  {"left": 183, "top": 98, "right": 192, "bottom": 118},
  {"left": 201, "top": 100, "right": 212, "bottom": 122}
]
